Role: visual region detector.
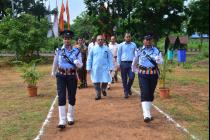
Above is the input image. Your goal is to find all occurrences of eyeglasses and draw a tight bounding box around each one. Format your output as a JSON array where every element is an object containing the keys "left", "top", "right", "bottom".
[{"left": 146, "top": 39, "right": 151, "bottom": 41}]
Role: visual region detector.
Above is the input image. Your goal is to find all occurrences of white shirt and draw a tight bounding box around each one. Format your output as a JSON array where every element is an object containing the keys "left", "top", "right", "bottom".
[
  {"left": 108, "top": 42, "right": 118, "bottom": 57},
  {"left": 88, "top": 42, "right": 97, "bottom": 54}
]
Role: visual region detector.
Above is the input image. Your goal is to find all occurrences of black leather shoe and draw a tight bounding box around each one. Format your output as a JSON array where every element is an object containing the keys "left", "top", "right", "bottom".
[
  {"left": 84, "top": 83, "right": 88, "bottom": 88},
  {"left": 144, "top": 117, "right": 151, "bottom": 123},
  {"left": 128, "top": 91, "right": 132, "bottom": 95},
  {"left": 124, "top": 95, "right": 129, "bottom": 99},
  {"left": 57, "top": 124, "right": 65, "bottom": 129},
  {"left": 102, "top": 90, "right": 107, "bottom": 96},
  {"left": 95, "top": 96, "right": 101, "bottom": 100},
  {"left": 78, "top": 83, "right": 84, "bottom": 89},
  {"left": 68, "top": 121, "right": 74, "bottom": 125}
]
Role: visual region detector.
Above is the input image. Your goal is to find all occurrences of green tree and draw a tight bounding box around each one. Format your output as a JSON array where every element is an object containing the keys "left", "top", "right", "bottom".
[
  {"left": 84, "top": 0, "right": 114, "bottom": 36},
  {"left": 71, "top": 12, "right": 96, "bottom": 40},
  {"left": 0, "top": 0, "right": 11, "bottom": 19},
  {"left": 131, "top": 0, "right": 186, "bottom": 44},
  {"left": 0, "top": 14, "right": 48, "bottom": 61},
  {"left": 84, "top": 0, "right": 139, "bottom": 35},
  {"left": 186, "top": 0, "right": 209, "bottom": 35},
  {"left": 84, "top": 0, "right": 186, "bottom": 43},
  {"left": 0, "top": 0, "right": 48, "bottom": 19}
]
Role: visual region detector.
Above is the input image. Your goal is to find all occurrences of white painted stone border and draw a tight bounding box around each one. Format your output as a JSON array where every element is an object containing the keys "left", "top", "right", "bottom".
[
  {"left": 131, "top": 87, "right": 200, "bottom": 140},
  {"left": 34, "top": 95, "right": 58, "bottom": 140}
]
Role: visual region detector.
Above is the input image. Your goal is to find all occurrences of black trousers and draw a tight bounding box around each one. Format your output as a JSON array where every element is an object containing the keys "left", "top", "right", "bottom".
[
  {"left": 93, "top": 83, "right": 108, "bottom": 96},
  {"left": 138, "top": 74, "right": 158, "bottom": 102},
  {"left": 77, "top": 67, "right": 87, "bottom": 83},
  {"left": 56, "top": 73, "right": 77, "bottom": 106},
  {"left": 120, "top": 62, "right": 135, "bottom": 96}
]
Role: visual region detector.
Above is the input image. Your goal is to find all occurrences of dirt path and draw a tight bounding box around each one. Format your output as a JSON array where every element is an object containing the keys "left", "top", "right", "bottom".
[{"left": 41, "top": 75, "right": 188, "bottom": 140}]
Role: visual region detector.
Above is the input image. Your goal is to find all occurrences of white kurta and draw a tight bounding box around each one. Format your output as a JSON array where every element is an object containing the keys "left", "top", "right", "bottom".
[
  {"left": 108, "top": 42, "right": 118, "bottom": 72},
  {"left": 86, "top": 45, "right": 114, "bottom": 83}
]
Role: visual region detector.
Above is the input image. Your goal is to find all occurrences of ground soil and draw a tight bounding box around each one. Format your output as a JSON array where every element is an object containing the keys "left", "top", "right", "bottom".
[{"left": 41, "top": 75, "right": 189, "bottom": 140}]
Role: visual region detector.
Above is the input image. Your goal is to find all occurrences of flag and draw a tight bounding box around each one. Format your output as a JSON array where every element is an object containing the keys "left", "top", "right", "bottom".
[
  {"left": 59, "top": 0, "right": 65, "bottom": 32},
  {"left": 47, "top": 2, "right": 53, "bottom": 38},
  {"left": 66, "top": 0, "right": 70, "bottom": 30},
  {"left": 52, "top": 0, "right": 59, "bottom": 37},
  {"left": 52, "top": 9, "right": 59, "bottom": 37},
  {"left": 47, "top": 3, "right": 51, "bottom": 23}
]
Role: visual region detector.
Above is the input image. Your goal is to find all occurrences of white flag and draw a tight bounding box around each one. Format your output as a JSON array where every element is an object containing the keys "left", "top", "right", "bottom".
[
  {"left": 47, "top": 29, "right": 53, "bottom": 38},
  {"left": 47, "top": 3, "right": 53, "bottom": 38},
  {"left": 47, "top": 3, "right": 51, "bottom": 22},
  {"left": 53, "top": 11, "right": 59, "bottom": 37}
]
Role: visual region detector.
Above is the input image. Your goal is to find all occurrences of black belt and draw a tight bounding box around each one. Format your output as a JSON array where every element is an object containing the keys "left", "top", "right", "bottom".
[
  {"left": 139, "top": 66, "right": 156, "bottom": 70},
  {"left": 58, "top": 67, "right": 76, "bottom": 75},
  {"left": 121, "top": 61, "right": 132, "bottom": 63},
  {"left": 138, "top": 66, "right": 158, "bottom": 75}
]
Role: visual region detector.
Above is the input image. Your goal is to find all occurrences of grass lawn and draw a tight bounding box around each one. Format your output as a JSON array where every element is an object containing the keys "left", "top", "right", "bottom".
[
  {"left": 0, "top": 57, "right": 56, "bottom": 140},
  {"left": 133, "top": 57, "right": 209, "bottom": 140}
]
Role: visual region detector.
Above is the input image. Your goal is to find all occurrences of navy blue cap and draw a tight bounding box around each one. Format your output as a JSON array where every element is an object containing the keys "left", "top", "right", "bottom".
[
  {"left": 60, "top": 30, "right": 74, "bottom": 38},
  {"left": 144, "top": 35, "right": 153, "bottom": 40}
]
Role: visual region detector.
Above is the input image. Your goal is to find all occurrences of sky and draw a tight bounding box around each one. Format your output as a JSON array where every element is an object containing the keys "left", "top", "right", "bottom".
[{"left": 45, "top": 0, "right": 86, "bottom": 24}]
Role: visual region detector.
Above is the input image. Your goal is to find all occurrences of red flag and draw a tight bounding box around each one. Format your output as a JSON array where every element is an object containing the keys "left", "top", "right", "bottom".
[
  {"left": 59, "top": 0, "right": 65, "bottom": 32},
  {"left": 66, "top": 0, "right": 70, "bottom": 30}
]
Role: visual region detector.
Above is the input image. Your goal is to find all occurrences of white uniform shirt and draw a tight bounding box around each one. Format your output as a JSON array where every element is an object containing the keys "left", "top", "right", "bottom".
[
  {"left": 108, "top": 42, "right": 118, "bottom": 71},
  {"left": 108, "top": 42, "right": 118, "bottom": 57},
  {"left": 88, "top": 42, "right": 97, "bottom": 54}
]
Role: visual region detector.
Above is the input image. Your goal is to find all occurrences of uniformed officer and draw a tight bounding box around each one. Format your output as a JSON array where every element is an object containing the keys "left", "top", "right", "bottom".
[
  {"left": 117, "top": 33, "right": 137, "bottom": 98},
  {"left": 75, "top": 37, "right": 88, "bottom": 88},
  {"left": 51, "top": 30, "right": 83, "bottom": 129},
  {"left": 86, "top": 35, "right": 114, "bottom": 100},
  {"left": 132, "top": 34, "right": 163, "bottom": 123}
]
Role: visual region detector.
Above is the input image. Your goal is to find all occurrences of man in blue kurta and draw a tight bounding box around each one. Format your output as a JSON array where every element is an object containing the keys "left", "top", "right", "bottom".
[{"left": 86, "top": 35, "right": 114, "bottom": 100}]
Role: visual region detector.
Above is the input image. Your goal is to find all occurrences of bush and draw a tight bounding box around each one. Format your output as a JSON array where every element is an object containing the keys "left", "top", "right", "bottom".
[{"left": 13, "top": 59, "right": 42, "bottom": 87}]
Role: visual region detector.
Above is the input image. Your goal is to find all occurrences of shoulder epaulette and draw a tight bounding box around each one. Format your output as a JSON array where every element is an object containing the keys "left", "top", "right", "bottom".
[
  {"left": 56, "top": 47, "right": 61, "bottom": 51},
  {"left": 138, "top": 46, "right": 144, "bottom": 51},
  {"left": 152, "top": 46, "right": 160, "bottom": 52},
  {"left": 54, "top": 47, "right": 61, "bottom": 55}
]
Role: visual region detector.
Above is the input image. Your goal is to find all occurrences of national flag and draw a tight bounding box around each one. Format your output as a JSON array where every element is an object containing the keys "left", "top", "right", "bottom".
[
  {"left": 47, "top": 2, "right": 51, "bottom": 23},
  {"left": 47, "top": 2, "right": 53, "bottom": 38},
  {"left": 52, "top": 9, "right": 59, "bottom": 37},
  {"left": 52, "top": 0, "right": 59, "bottom": 37},
  {"left": 66, "top": 0, "right": 70, "bottom": 30},
  {"left": 59, "top": 0, "right": 65, "bottom": 32}
]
